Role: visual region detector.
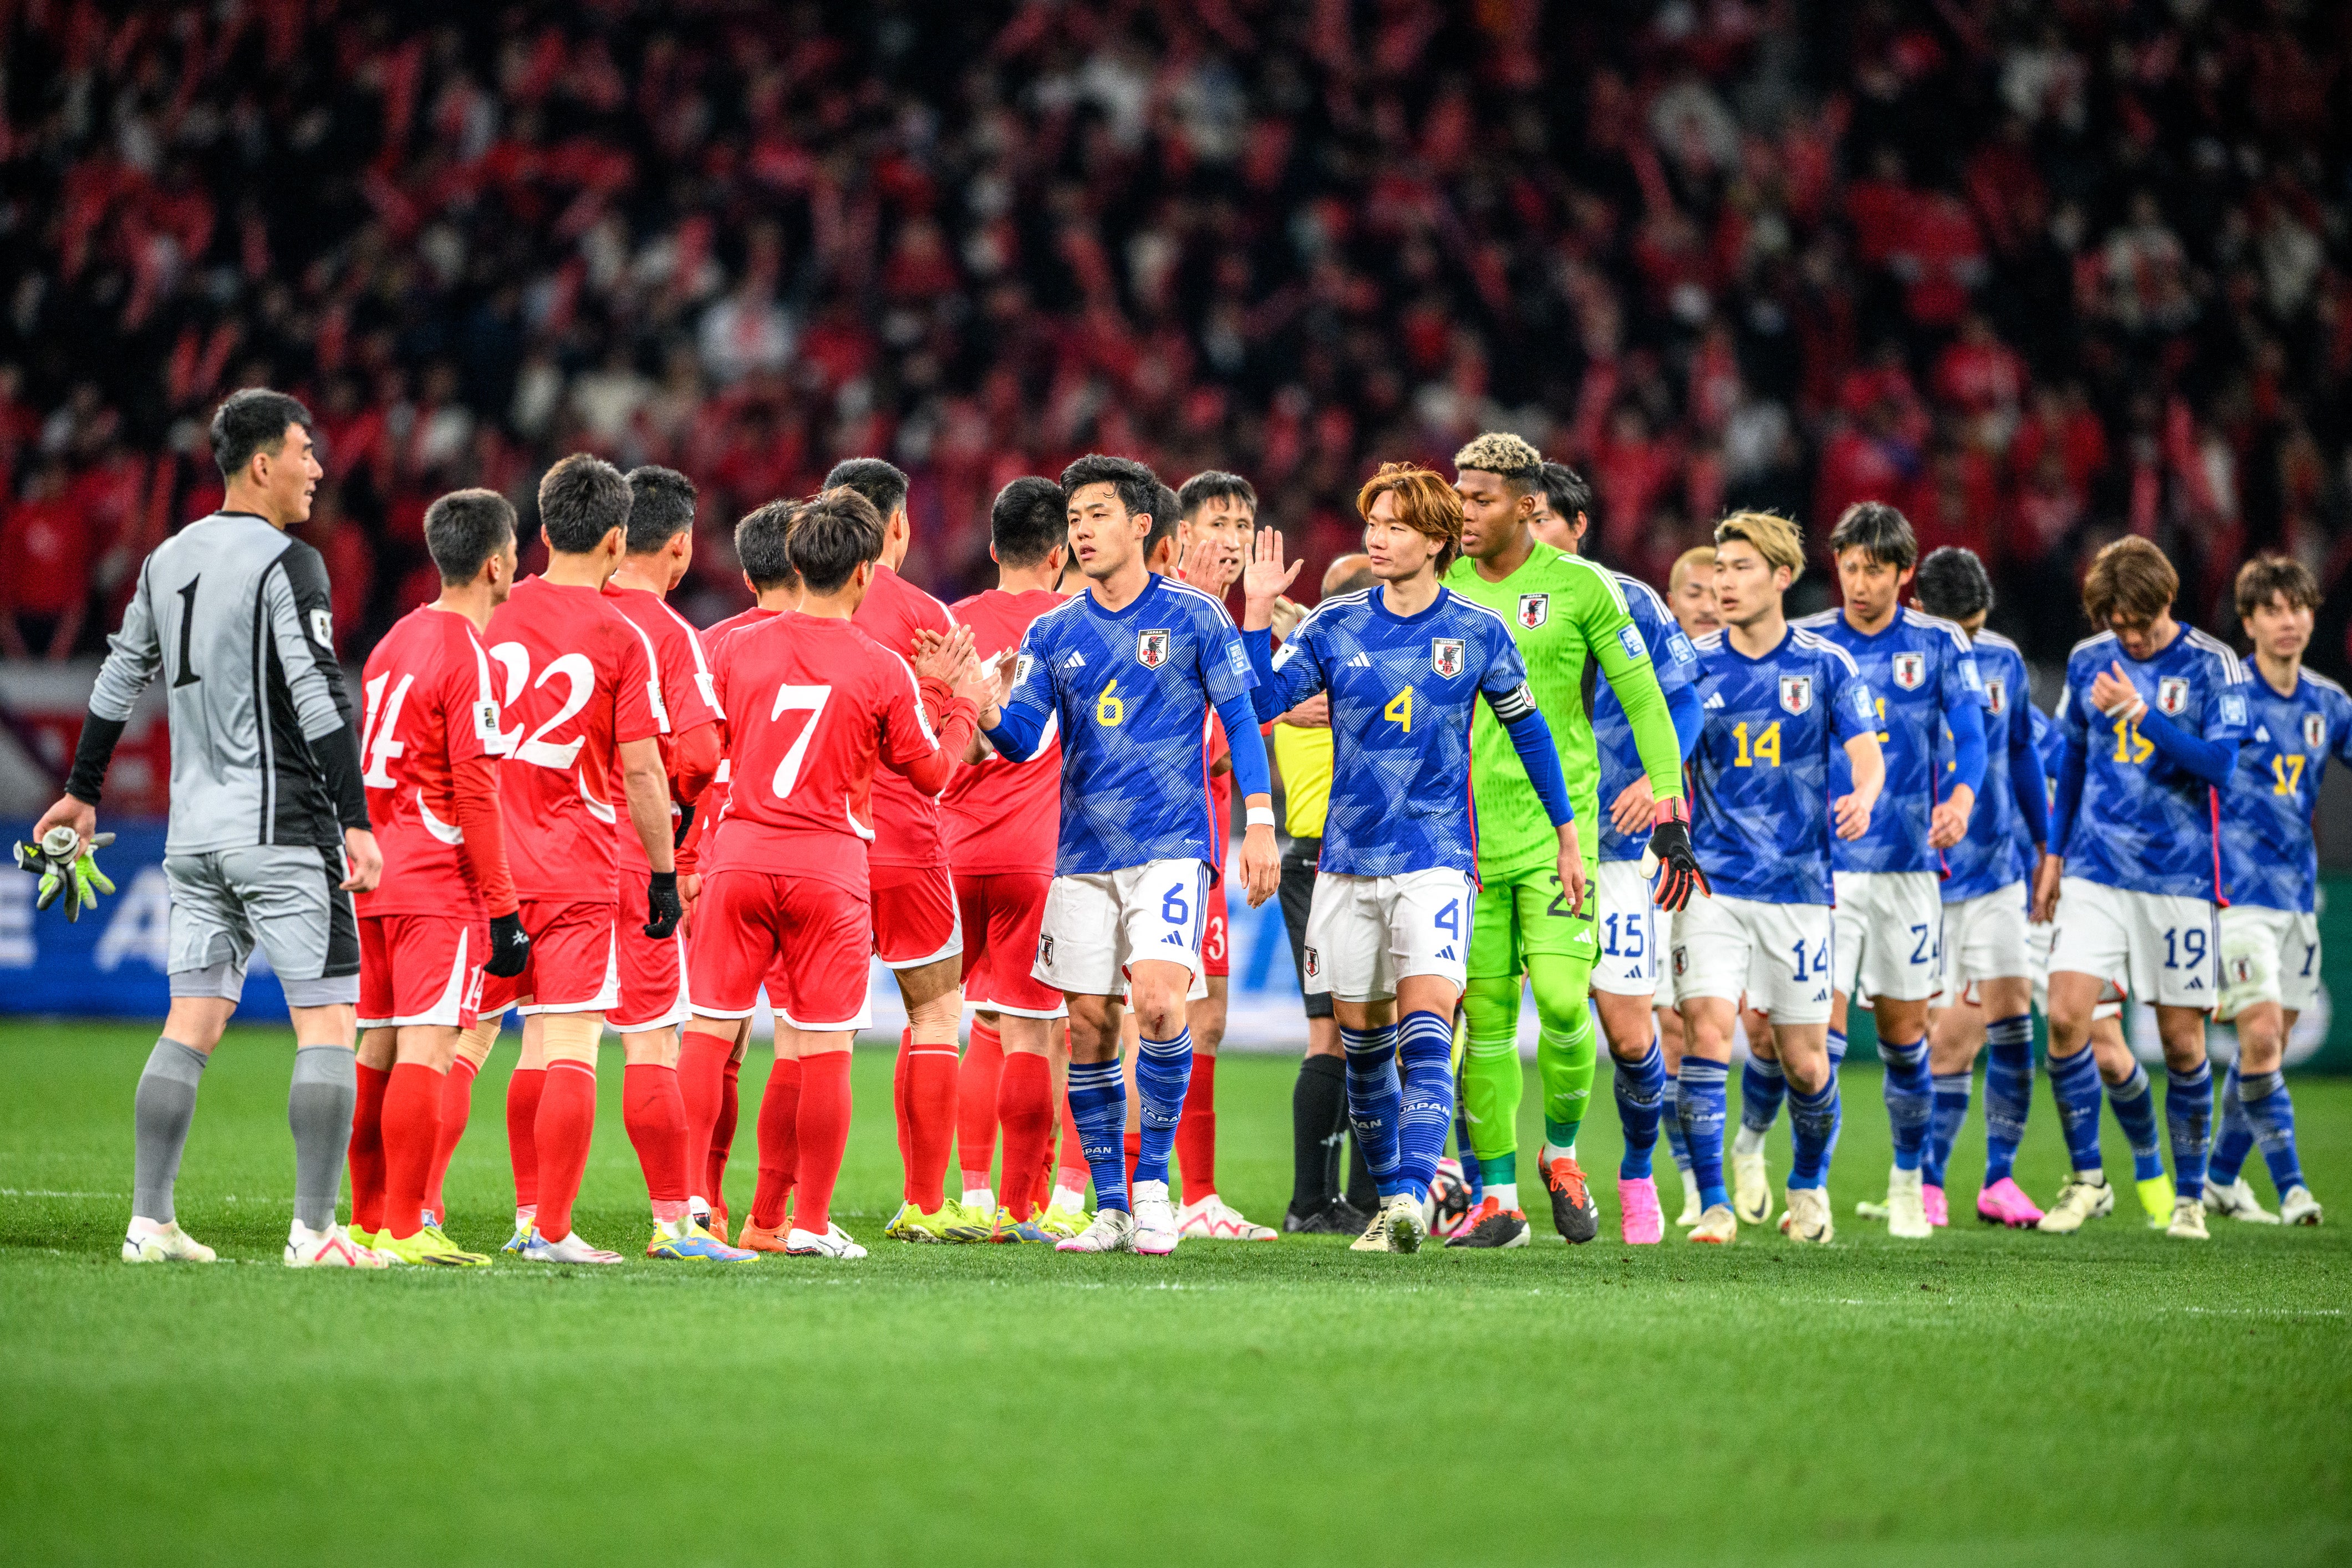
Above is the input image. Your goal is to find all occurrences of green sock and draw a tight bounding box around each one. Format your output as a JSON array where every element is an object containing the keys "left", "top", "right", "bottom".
[
  {"left": 1528, "top": 953, "right": 1597, "bottom": 1150},
  {"left": 1460, "top": 975, "right": 1525, "bottom": 1174}
]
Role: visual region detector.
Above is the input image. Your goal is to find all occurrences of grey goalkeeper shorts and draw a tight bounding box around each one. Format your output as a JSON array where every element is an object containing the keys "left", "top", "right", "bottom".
[{"left": 164, "top": 843, "right": 360, "bottom": 1007}]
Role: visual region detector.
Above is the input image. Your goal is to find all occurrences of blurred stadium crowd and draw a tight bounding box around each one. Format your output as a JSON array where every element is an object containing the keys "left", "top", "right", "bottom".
[{"left": 2, "top": 0, "right": 2350, "bottom": 669}]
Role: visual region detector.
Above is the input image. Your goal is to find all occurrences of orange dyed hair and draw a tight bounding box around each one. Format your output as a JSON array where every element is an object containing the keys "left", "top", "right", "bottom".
[{"left": 1356, "top": 462, "right": 1464, "bottom": 574}]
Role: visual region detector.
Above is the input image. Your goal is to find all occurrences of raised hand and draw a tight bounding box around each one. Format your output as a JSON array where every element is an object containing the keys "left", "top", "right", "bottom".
[
  {"left": 1241, "top": 526, "right": 1302, "bottom": 630},
  {"left": 914, "top": 623, "right": 977, "bottom": 686}
]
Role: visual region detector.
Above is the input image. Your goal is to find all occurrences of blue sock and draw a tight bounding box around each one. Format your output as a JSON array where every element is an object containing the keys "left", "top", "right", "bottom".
[
  {"left": 1881, "top": 1034, "right": 1932, "bottom": 1171},
  {"left": 2236, "top": 1068, "right": 2304, "bottom": 1195},
  {"left": 1614, "top": 1037, "right": 1667, "bottom": 1180},
  {"left": 1676, "top": 1058, "right": 1729, "bottom": 1212},
  {"left": 1340, "top": 1024, "right": 1403, "bottom": 1197},
  {"left": 1981, "top": 1013, "right": 2034, "bottom": 1184},
  {"left": 1066, "top": 1060, "right": 1130, "bottom": 1213},
  {"left": 2047, "top": 1048, "right": 2104, "bottom": 1173},
  {"left": 1132, "top": 1029, "right": 1194, "bottom": 1187},
  {"left": 1923, "top": 1071, "right": 1971, "bottom": 1189},
  {"left": 1823, "top": 1029, "right": 1849, "bottom": 1158},
  {"left": 1662, "top": 1077, "right": 1691, "bottom": 1174},
  {"left": 2166, "top": 1060, "right": 2212, "bottom": 1200},
  {"left": 1788, "top": 1078, "right": 1839, "bottom": 1189},
  {"left": 2107, "top": 1063, "right": 2165, "bottom": 1182},
  {"left": 1453, "top": 1096, "right": 1484, "bottom": 1203},
  {"left": 1739, "top": 1055, "right": 1786, "bottom": 1136},
  {"left": 1393, "top": 1012, "right": 1455, "bottom": 1198},
  {"left": 2208, "top": 1065, "right": 2253, "bottom": 1187}
]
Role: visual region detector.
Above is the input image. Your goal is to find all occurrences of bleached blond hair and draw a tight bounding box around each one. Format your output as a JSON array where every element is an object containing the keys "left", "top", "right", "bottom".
[{"left": 1452, "top": 431, "right": 1544, "bottom": 485}]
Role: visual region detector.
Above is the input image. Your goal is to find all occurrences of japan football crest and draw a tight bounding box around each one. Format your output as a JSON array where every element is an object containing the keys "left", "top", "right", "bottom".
[
  {"left": 1984, "top": 677, "right": 2006, "bottom": 717},
  {"left": 1891, "top": 651, "right": 1925, "bottom": 690},
  {"left": 1303, "top": 945, "right": 1321, "bottom": 980},
  {"left": 1779, "top": 674, "right": 1813, "bottom": 715},
  {"left": 2305, "top": 712, "right": 2326, "bottom": 750},
  {"left": 1517, "top": 593, "right": 1549, "bottom": 629},
  {"left": 1137, "top": 629, "right": 1170, "bottom": 669},
  {"left": 1432, "top": 638, "right": 1465, "bottom": 678},
  {"left": 2156, "top": 676, "right": 2190, "bottom": 716}
]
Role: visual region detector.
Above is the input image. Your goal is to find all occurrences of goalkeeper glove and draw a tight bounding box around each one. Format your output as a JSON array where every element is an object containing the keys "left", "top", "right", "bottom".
[
  {"left": 644, "top": 871, "right": 682, "bottom": 940},
  {"left": 483, "top": 911, "right": 531, "bottom": 979},
  {"left": 1647, "top": 797, "right": 1708, "bottom": 913},
  {"left": 16, "top": 830, "right": 115, "bottom": 924}
]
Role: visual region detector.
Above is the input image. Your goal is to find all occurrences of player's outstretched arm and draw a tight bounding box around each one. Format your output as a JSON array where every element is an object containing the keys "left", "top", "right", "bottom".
[{"left": 1834, "top": 731, "right": 1885, "bottom": 841}]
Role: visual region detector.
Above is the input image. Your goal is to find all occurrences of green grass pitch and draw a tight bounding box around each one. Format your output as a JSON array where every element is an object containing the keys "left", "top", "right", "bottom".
[{"left": 1, "top": 1021, "right": 2345, "bottom": 1566}]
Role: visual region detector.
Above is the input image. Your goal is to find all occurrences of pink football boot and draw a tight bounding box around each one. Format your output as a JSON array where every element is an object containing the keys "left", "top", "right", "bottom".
[
  {"left": 1922, "top": 1184, "right": 1949, "bottom": 1228},
  {"left": 1618, "top": 1176, "right": 1664, "bottom": 1244},
  {"left": 1975, "top": 1177, "right": 2044, "bottom": 1228}
]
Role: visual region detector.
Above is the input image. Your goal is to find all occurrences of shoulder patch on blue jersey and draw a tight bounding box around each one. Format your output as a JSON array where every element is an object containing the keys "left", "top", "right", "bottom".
[
  {"left": 1228, "top": 643, "right": 1249, "bottom": 677},
  {"left": 1666, "top": 632, "right": 1696, "bottom": 665},
  {"left": 1617, "top": 623, "right": 1645, "bottom": 661},
  {"left": 2220, "top": 692, "right": 2247, "bottom": 727},
  {"left": 1960, "top": 658, "right": 1983, "bottom": 692}
]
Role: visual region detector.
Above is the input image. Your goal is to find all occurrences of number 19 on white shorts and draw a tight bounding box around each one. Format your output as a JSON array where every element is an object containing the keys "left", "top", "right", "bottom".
[
  {"left": 1033, "top": 859, "right": 1211, "bottom": 996},
  {"left": 1300, "top": 868, "right": 1474, "bottom": 1003}
]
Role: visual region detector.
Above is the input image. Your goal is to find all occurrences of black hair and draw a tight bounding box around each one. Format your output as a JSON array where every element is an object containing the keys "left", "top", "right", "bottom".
[
  {"left": 1828, "top": 500, "right": 1918, "bottom": 571},
  {"left": 790, "top": 491, "right": 887, "bottom": 594},
  {"left": 537, "top": 453, "right": 633, "bottom": 554},
  {"left": 735, "top": 500, "right": 800, "bottom": 593},
  {"left": 211, "top": 389, "right": 313, "bottom": 480},
  {"left": 424, "top": 488, "right": 517, "bottom": 586},
  {"left": 1059, "top": 454, "right": 1160, "bottom": 534},
  {"left": 624, "top": 465, "right": 698, "bottom": 554},
  {"left": 1177, "top": 470, "right": 1258, "bottom": 520},
  {"left": 1149, "top": 481, "right": 1181, "bottom": 560},
  {"left": 1913, "top": 547, "right": 1994, "bottom": 622},
  {"left": 990, "top": 476, "right": 1067, "bottom": 568},
  {"left": 1538, "top": 461, "right": 1591, "bottom": 525},
  {"left": 821, "top": 457, "right": 910, "bottom": 523}
]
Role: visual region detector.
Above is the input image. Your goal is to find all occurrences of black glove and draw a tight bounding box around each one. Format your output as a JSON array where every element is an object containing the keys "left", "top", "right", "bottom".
[
  {"left": 1648, "top": 796, "right": 1709, "bottom": 913},
  {"left": 645, "top": 870, "right": 682, "bottom": 939},
  {"left": 483, "top": 911, "right": 532, "bottom": 979}
]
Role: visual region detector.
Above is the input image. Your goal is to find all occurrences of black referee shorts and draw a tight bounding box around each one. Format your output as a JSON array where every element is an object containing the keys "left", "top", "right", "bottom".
[{"left": 1279, "top": 837, "right": 1331, "bottom": 1020}]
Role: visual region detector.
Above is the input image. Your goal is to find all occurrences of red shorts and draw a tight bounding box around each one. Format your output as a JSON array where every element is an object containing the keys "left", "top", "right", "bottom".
[
  {"left": 358, "top": 913, "right": 486, "bottom": 1031},
  {"left": 476, "top": 898, "right": 617, "bottom": 1018},
  {"left": 870, "top": 862, "right": 961, "bottom": 969},
  {"left": 691, "top": 869, "right": 870, "bottom": 1030},
  {"left": 612, "top": 922, "right": 689, "bottom": 1032},
  {"left": 955, "top": 871, "right": 1063, "bottom": 1017},
  {"left": 1202, "top": 878, "right": 1230, "bottom": 980}
]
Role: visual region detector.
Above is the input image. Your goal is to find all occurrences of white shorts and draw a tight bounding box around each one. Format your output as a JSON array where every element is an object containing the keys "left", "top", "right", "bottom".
[
  {"left": 2028, "top": 919, "right": 2122, "bottom": 1021},
  {"left": 1301, "top": 868, "right": 1474, "bottom": 1002},
  {"left": 1939, "top": 884, "right": 2031, "bottom": 1002},
  {"left": 1831, "top": 870, "right": 1942, "bottom": 1004},
  {"left": 2218, "top": 905, "right": 2321, "bottom": 1021},
  {"left": 1673, "top": 891, "right": 1835, "bottom": 1025},
  {"left": 1653, "top": 908, "right": 1678, "bottom": 1010},
  {"left": 2048, "top": 877, "right": 2217, "bottom": 1012},
  {"left": 1592, "top": 859, "right": 1659, "bottom": 997},
  {"left": 1034, "top": 860, "right": 1210, "bottom": 998}
]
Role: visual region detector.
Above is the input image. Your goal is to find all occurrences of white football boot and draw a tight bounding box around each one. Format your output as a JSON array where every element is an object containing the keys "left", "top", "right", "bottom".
[
  {"left": 2279, "top": 1185, "right": 2324, "bottom": 1226},
  {"left": 1732, "top": 1150, "right": 1773, "bottom": 1225},
  {"left": 1884, "top": 1168, "right": 1932, "bottom": 1239},
  {"left": 1383, "top": 1192, "right": 1429, "bottom": 1254},
  {"left": 285, "top": 1221, "right": 388, "bottom": 1269},
  {"left": 2201, "top": 1177, "right": 2280, "bottom": 1224},
  {"left": 1056, "top": 1207, "right": 1138, "bottom": 1254},
  {"left": 1673, "top": 1173, "right": 1704, "bottom": 1228},
  {"left": 1784, "top": 1185, "right": 1834, "bottom": 1244},
  {"left": 123, "top": 1218, "right": 216, "bottom": 1263},
  {"left": 2035, "top": 1173, "right": 2114, "bottom": 1234},
  {"left": 516, "top": 1228, "right": 624, "bottom": 1265},
  {"left": 1131, "top": 1180, "right": 1181, "bottom": 1256},
  {"left": 2166, "top": 1195, "right": 2210, "bottom": 1240},
  {"left": 1688, "top": 1204, "right": 1737, "bottom": 1244},
  {"left": 786, "top": 1224, "right": 868, "bottom": 1259},
  {"left": 1177, "top": 1194, "right": 1278, "bottom": 1240}
]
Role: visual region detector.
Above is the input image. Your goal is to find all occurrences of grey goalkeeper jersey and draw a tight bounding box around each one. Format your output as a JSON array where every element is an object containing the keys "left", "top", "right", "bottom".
[{"left": 89, "top": 511, "right": 363, "bottom": 856}]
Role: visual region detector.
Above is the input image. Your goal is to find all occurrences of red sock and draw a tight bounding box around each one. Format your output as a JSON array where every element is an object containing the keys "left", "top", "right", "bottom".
[
  {"left": 708, "top": 1055, "right": 741, "bottom": 1206},
  {"left": 348, "top": 1062, "right": 391, "bottom": 1234},
  {"left": 623, "top": 1062, "right": 691, "bottom": 1223},
  {"left": 905, "top": 1040, "right": 959, "bottom": 1210},
  {"left": 381, "top": 1063, "right": 442, "bottom": 1240},
  {"left": 793, "top": 1051, "right": 854, "bottom": 1237},
  {"left": 957, "top": 1020, "right": 1005, "bottom": 1192},
  {"left": 533, "top": 1060, "right": 597, "bottom": 1241},
  {"left": 506, "top": 1066, "right": 545, "bottom": 1211},
  {"left": 750, "top": 1058, "right": 802, "bottom": 1230},
  {"left": 1124, "top": 1126, "right": 1141, "bottom": 1194},
  {"left": 893, "top": 1029, "right": 913, "bottom": 1175},
  {"left": 1055, "top": 1075, "right": 1091, "bottom": 1194},
  {"left": 1175, "top": 1052, "right": 1217, "bottom": 1204},
  {"left": 677, "top": 1030, "right": 734, "bottom": 1201},
  {"left": 997, "top": 1051, "right": 1053, "bottom": 1219},
  {"left": 424, "top": 1056, "right": 478, "bottom": 1224}
]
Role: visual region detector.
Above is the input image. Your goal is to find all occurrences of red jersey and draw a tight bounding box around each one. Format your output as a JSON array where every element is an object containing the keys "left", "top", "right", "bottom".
[
  {"left": 604, "top": 583, "right": 725, "bottom": 869},
  {"left": 679, "top": 604, "right": 781, "bottom": 874},
  {"left": 707, "top": 613, "right": 942, "bottom": 897},
  {"left": 943, "top": 587, "right": 1065, "bottom": 875},
  {"left": 354, "top": 604, "right": 505, "bottom": 919},
  {"left": 851, "top": 563, "right": 954, "bottom": 868},
  {"left": 483, "top": 575, "right": 659, "bottom": 903}
]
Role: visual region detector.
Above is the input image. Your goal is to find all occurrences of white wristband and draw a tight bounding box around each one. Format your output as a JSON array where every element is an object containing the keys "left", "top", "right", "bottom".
[{"left": 1245, "top": 807, "right": 1276, "bottom": 830}]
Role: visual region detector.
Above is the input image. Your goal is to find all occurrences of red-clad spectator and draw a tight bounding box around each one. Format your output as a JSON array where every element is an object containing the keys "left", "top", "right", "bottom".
[
  {"left": 1932, "top": 314, "right": 2027, "bottom": 424},
  {"left": 1891, "top": 189, "right": 1987, "bottom": 327},
  {"left": 0, "top": 466, "right": 91, "bottom": 661},
  {"left": 2012, "top": 450, "right": 2085, "bottom": 567},
  {"left": 2009, "top": 385, "right": 2109, "bottom": 498},
  {"left": 1593, "top": 406, "right": 1681, "bottom": 563}
]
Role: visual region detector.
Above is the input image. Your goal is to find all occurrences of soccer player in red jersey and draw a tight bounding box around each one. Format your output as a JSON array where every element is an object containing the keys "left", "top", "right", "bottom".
[
  {"left": 824, "top": 458, "right": 986, "bottom": 1243},
  {"left": 685, "top": 491, "right": 988, "bottom": 1258},
  {"left": 945, "top": 477, "right": 1077, "bottom": 1241},
  {"left": 469, "top": 455, "right": 704, "bottom": 1266},
  {"left": 348, "top": 490, "right": 531, "bottom": 1266}
]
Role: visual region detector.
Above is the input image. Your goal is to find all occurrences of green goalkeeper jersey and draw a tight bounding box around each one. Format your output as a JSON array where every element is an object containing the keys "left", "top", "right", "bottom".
[{"left": 1445, "top": 542, "right": 1684, "bottom": 879}]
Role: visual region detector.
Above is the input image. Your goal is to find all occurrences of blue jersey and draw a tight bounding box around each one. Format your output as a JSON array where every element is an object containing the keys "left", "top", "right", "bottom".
[
  {"left": 1688, "top": 625, "right": 1877, "bottom": 905},
  {"left": 2219, "top": 667, "right": 2352, "bottom": 914},
  {"left": 1596, "top": 573, "right": 1699, "bottom": 864},
  {"left": 1941, "top": 629, "right": 2034, "bottom": 902},
  {"left": 1257, "top": 586, "right": 1533, "bottom": 879},
  {"left": 2055, "top": 628, "right": 2249, "bottom": 900},
  {"left": 1795, "top": 607, "right": 1985, "bottom": 875},
  {"left": 999, "top": 573, "right": 1255, "bottom": 876}
]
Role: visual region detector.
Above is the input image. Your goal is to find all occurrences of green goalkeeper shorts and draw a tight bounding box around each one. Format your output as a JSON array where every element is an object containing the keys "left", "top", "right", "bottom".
[{"left": 1466, "top": 861, "right": 1598, "bottom": 981}]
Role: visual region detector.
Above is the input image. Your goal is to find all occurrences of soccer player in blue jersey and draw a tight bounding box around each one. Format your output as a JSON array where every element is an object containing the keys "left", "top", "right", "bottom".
[
  {"left": 1909, "top": 548, "right": 2051, "bottom": 1229},
  {"left": 1237, "top": 464, "right": 1585, "bottom": 1253},
  {"left": 1740, "top": 504, "right": 1986, "bottom": 1241},
  {"left": 977, "top": 455, "right": 1280, "bottom": 1256},
  {"left": 1673, "top": 511, "right": 1883, "bottom": 1245},
  {"left": 2205, "top": 556, "right": 2336, "bottom": 1228},
  {"left": 2033, "top": 537, "right": 2251, "bottom": 1240}
]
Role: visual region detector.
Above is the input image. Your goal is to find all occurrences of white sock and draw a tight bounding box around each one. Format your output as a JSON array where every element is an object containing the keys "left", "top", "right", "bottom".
[
  {"left": 1487, "top": 1181, "right": 1519, "bottom": 1211},
  {"left": 1733, "top": 1124, "right": 1768, "bottom": 1157},
  {"left": 1052, "top": 1183, "right": 1086, "bottom": 1211},
  {"left": 1539, "top": 1141, "right": 1576, "bottom": 1167},
  {"left": 963, "top": 1187, "right": 994, "bottom": 1212}
]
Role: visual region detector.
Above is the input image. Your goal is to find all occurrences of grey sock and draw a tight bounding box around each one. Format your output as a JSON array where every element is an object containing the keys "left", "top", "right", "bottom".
[
  {"left": 288, "top": 1045, "right": 357, "bottom": 1231},
  {"left": 133, "top": 1038, "right": 210, "bottom": 1224}
]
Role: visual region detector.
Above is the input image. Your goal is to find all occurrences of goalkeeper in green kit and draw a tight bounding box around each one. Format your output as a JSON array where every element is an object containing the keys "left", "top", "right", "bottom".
[{"left": 1443, "top": 434, "right": 1704, "bottom": 1245}]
